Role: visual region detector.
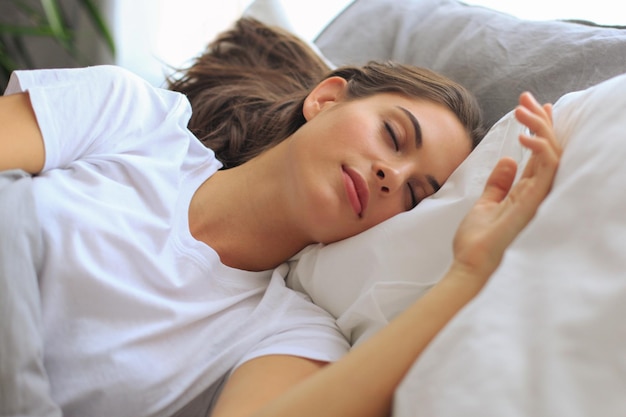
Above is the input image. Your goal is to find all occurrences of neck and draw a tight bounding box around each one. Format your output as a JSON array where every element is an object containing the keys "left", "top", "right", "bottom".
[{"left": 189, "top": 144, "right": 310, "bottom": 272}]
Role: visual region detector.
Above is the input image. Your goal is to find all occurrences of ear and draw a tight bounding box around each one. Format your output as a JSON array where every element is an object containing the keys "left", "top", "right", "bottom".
[{"left": 302, "top": 76, "right": 348, "bottom": 121}]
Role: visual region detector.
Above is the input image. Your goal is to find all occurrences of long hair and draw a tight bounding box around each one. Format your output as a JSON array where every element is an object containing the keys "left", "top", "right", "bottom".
[{"left": 168, "top": 18, "right": 485, "bottom": 169}]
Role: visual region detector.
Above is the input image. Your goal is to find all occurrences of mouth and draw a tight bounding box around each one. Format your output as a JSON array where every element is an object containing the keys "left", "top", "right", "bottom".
[{"left": 342, "top": 165, "right": 369, "bottom": 218}]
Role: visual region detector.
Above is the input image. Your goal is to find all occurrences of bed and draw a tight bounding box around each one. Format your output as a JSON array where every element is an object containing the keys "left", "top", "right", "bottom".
[
  {"left": 3, "top": 0, "right": 626, "bottom": 416},
  {"left": 245, "top": 0, "right": 626, "bottom": 415}
]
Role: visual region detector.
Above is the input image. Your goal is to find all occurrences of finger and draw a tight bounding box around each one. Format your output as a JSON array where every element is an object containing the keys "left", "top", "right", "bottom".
[
  {"left": 516, "top": 92, "right": 553, "bottom": 135},
  {"left": 515, "top": 96, "right": 560, "bottom": 158},
  {"left": 515, "top": 104, "right": 552, "bottom": 139},
  {"left": 518, "top": 134, "right": 560, "bottom": 159},
  {"left": 543, "top": 102, "right": 553, "bottom": 122},
  {"left": 480, "top": 157, "right": 518, "bottom": 204},
  {"left": 518, "top": 91, "right": 544, "bottom": 114},
  {"left": 518, "top": 92, "right": 550, "bottom": 126},
  {"left": 517, "top": 137, "right": 561, "bottom": 197}
]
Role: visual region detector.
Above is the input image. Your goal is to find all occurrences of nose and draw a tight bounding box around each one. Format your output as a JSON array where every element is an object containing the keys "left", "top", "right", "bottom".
[{"left": 374, "top": 162, "right": 406, "bottom": 194}]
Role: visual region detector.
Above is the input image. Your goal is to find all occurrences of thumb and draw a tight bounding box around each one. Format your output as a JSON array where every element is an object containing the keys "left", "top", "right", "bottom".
[{"left": 480, "top": 157, "right": 517, "bottom": 204}]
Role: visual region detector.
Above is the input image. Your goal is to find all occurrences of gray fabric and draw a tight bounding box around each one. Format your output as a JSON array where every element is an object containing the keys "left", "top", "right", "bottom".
[
  {"left": 315, "top": 0, "right": 626, "bottom": 128},
  {"left": 0, "top": 170, "right": 61, "bottom": 417}
]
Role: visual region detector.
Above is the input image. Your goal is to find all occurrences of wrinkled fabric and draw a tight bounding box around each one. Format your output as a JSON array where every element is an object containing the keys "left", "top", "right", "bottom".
[{"left": 0, "top": 169, "right": 61, "bottom": 417}]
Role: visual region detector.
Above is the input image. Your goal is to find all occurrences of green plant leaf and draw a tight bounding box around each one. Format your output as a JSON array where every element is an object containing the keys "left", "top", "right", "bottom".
[
  {"left": 77, "top": 0, "right": 116, "bottom": 56},
  {"left": 12, "top": 0, "right": 45, "bottom": 24},
  {"left": 0, "top": 0, "right": 116, "bottom": 88},
  {"left": 0, "top": 23, "right": 55, "bottom": 37},
  {"left": 40, "top": 0, "right": 71, "bottom": 46}
]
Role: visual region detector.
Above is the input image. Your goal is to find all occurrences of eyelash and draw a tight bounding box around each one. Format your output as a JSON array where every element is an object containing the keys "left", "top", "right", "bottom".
[
  {"left": 407, "top": 184, "right": 418, "bottom": 210},
  {"left": 384, "top": 122, "right": 399, "bottom": 151},
  {"left": 384, "top": 121, "right": 419, "bottom": 210}
]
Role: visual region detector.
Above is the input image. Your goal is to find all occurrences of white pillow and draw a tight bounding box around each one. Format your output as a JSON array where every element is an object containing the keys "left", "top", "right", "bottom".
[
  {"left": 243, "top": 0, "right": 355, "bottom": 42},
  {"left": 287, "top": 106, "right": 529, "bottom": 345},
  {"left": 394, "top": 71, "right": 626, "bottom": 417}
]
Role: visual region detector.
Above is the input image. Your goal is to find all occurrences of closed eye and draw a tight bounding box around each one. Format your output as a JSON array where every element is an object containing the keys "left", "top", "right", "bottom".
[
  {"left": 384, "top": 121, "right": 420, "bottom": 210},
  {"left": 384, "top": 121, "right": 399, "bottom": 151},
  {"left": 407, "top": 183, "right": 419, "bottom": 210}
]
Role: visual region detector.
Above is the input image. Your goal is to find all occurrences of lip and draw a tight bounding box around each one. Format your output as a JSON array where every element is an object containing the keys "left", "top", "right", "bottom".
[{"left": 342, "top": 165, "right": 369, "bottom": 217}]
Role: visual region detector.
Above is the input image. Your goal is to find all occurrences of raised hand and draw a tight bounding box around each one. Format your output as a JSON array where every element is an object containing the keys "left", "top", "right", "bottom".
[{"left": 450, "top": 92, "right": 562, "bottom": 284}]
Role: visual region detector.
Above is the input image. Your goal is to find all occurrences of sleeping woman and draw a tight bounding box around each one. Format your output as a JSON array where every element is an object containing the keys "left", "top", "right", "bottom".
[{"left": 0, "top": 18, "right": 560, "bottom": 417}]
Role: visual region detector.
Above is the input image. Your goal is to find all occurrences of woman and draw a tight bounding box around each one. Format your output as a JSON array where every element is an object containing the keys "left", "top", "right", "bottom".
[{"left": 0, "top": 18, "right": 560, "bottom": 417}]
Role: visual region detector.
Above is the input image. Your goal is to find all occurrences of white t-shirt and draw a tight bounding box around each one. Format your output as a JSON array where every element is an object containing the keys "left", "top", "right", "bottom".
[{"left": 5, "top": 66, "right": 349, "bottom": 417}]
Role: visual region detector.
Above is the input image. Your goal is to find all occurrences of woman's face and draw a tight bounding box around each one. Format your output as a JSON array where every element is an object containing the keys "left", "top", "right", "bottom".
[{"left": 284, "top": 77, "right": 472, "bottom": 244}]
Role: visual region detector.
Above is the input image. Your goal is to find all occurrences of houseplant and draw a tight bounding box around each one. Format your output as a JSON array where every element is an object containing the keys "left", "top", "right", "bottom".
[{"left": 0, "top": 0, "right": 115, "bottom": 90}]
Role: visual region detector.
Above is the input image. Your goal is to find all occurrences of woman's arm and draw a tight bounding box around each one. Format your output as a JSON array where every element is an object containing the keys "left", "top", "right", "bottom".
[
  {"left": 211, "top": 92, "right": 561, "bottom": 417},
  {"left": 213, "top": 265, "right": 495, "bottom": 417},
  {"left": 0, "top": 93, "right": 45, "bottom": 173}
]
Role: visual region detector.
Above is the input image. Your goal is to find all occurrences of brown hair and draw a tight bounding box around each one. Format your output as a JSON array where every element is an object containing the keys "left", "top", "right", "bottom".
[{"left": 168, "top": 18, "right": 485, "bottom": 169}]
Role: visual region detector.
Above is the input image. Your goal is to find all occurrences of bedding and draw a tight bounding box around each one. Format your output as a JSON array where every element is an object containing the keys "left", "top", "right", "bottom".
[
  {"left": 0, "top": 170, "right": 61, "bottom": 417},
  {"left": 245, "top": 0, "right": 626, "bottom": 415},
  {"left": 315, "top": 0, "right": 626, "bottom": 128},
  {"left": 393, "top": 70, "right": 626, "bottom": 417},
  {"left": 246, "top": 0, "right": 626, "bottom": 346}
]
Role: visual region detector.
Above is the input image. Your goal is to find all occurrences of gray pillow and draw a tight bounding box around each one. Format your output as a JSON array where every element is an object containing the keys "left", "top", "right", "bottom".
[{"left": 315, "top": 0, "right": 626, "bottom": 128}]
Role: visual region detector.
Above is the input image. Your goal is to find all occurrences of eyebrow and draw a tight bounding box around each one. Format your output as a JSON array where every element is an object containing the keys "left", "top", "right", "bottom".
[
  {"left": 397, "top": 106, "right": 423, "bottom": 149},
  {"left": 398, "top": 106, "right": 441, "bottom": 193}
]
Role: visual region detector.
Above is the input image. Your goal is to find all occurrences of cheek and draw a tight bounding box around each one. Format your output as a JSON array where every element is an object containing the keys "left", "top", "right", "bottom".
[
  {"left": 429, "top": 137, "right": 472, "bottom": 183},
  {"left": 323, "top": 109, "right": 378, "bottom": 149},
  {"left": 449, "top": 145, "right": 472, "bottom": 177},
  {"left": 372, "top": 204, "right": 405, "bottom": 227}
]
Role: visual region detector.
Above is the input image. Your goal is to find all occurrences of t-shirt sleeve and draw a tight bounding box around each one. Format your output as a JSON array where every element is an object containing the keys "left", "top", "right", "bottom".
[
  {"left": 240, "top": 303, "right": 350, "bottom": 366},
  {"left": 4, "top": 66, "right": 191, "bottom": 172},
  {"left": 235, "top": 267, "right": 351, "bottom": 370}
]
